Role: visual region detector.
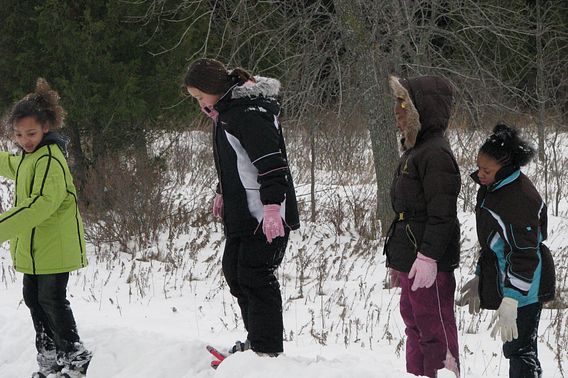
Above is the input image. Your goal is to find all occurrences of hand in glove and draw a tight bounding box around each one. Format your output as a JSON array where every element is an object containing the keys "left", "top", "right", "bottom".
[
  {"left": 408, "top": 252, "right": 437, "bottom": 291},
  {"left": 262, "top": 204, "right": 285, "bottom": 243},
  {"left": 457, "top": 276, "right": 481, "bottom": 314},
  {"left": 212, "top": 193, "right": 223, "bottom": 218},
  {"left": 490, "top": 297, "right": 518, "bottom": 342}
]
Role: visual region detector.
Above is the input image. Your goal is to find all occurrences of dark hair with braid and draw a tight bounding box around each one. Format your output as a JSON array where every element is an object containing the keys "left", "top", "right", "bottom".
[
  {"left": 6, "top": 78, "right": 66, "bottom": 131},
  {"left": 480, "top": 123, "right": 535, "bottom": 167},
  {"left": 184, "top": 58, "right": 254, "bottom": 95}
]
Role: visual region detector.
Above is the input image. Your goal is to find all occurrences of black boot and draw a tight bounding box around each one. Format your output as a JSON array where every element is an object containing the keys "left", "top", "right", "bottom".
[{"left": 229, "top": 339, "right": 251, "bottom": 354}]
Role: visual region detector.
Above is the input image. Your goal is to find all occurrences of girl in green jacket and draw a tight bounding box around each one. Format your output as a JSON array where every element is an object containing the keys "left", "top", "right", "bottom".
[{"left": 0, "top": 79, "right": 91, "bottom": 378}]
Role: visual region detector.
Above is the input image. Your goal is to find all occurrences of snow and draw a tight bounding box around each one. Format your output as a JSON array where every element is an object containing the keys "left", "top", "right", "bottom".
[
  {"left": 0, "top": 130, "right": 567, "bottom": 377},
  {"left": 1, "top": 218, "right": 565, "bottom": 377}
]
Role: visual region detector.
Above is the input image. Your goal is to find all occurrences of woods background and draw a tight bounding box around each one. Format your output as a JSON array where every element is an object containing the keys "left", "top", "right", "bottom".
[{"left": 1, "top": 0, "right": 567, "bottom": 244}]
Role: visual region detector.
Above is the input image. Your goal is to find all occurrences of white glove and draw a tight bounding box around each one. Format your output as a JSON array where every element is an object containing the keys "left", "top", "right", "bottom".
[
  {"left": 456, "top": 276, "right": 480, "bottom": 314},
  {"left": 490, "top": 297, "right": 518, "bottom": 342}
]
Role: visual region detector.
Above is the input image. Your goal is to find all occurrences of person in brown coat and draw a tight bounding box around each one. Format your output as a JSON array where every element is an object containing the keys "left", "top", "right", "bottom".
[{"left": 384, "top": 75, "right": 461, "bottom": 378}]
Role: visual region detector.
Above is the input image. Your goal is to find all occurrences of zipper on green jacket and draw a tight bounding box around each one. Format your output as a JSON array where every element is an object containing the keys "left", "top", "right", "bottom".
[
  {"left": 30, "top": 228, "right": 36, "bottom": 274},
  {"left": 14, "top": 154, "right": 25, "bottom": 206},
  {"left": 13, "top": 154, "right": 25, "bottom": 270}
]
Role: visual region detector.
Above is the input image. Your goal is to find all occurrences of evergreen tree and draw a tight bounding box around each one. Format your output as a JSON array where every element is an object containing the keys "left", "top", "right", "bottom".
[{"left": 0, "top": 0, "right": 199, "bottom": 191}]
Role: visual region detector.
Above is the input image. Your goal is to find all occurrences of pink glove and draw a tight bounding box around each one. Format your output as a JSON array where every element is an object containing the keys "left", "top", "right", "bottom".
[
  {"left": 408, "top": 252, "right": 437, "bottom": 291},
  {"left": 262, "top": 204, "right": 285, "bottom": 243},
  {"left": 212, "top": 193, "right": 223, "bottom": 218}
]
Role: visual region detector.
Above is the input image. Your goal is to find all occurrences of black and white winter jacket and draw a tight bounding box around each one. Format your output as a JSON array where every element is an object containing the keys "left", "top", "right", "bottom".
[{"left": 212, "top": 76, "right": 300, "bottom": 237}]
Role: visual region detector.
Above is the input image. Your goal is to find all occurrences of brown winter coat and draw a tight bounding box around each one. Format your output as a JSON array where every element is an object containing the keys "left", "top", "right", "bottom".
[{"left": 384, "top": 76, "right": 461, "bottom": 272}]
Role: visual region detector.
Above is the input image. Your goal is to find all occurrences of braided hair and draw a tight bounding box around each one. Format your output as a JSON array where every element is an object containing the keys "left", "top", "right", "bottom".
[
  {"left": 6, "top": 78, "right": 66, "bottom": 131},
  {"left": 184, "top": 58, "right": 254, "bottom": 95},
  {"left": 479, "top": 123, "right": 535, "bottom": 167}
]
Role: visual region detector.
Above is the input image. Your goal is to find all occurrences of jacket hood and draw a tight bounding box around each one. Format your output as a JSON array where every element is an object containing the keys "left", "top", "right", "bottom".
[
  {"left": 232, "top": 76, "right": 281, "bottom": 99},
  {"left": 216, "top": 76, "right": 281, "bottom": 116},
  {"left": 34, "top": 132, "right": 70, "bottom": 156},
  {"left": 389, "top": 75, "right": 453, "bottom": 150}
]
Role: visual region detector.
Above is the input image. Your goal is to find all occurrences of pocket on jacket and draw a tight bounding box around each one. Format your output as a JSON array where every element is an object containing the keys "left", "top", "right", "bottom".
[
  {"left": 538, "top": 243, "right": 556, "bottom": 302},
  {"left": 384, "top": 222, "right": 422, "bottom": 272},
  {"left": 509, "top": 223, "right": 538, "bottom": 250},
  {"left": 479, "top": 256, "right": 502, "bottom": 310},
  {"left": 405, "top": 221, "right": 425, "bottom": 252}
]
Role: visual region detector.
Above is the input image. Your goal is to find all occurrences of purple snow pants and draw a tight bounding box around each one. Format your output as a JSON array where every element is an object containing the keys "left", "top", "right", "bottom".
[{"left": 398, "top": 271, "right": 460, "bottom": 378}]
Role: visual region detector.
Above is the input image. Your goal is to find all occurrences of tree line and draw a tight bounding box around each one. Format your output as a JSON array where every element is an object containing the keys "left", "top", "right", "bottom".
[{"left": 1, "top": 0, "right": 566, "bottom": 232}]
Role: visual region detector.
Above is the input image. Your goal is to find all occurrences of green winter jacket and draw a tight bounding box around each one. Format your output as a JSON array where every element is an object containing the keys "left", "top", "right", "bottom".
[{"left": 0, "top": 136, "right": 87, "bottom": 274}]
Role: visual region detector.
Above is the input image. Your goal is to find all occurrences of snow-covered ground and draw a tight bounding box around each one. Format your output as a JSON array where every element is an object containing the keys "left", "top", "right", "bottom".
[
  {"left": 0, "top": 217, "right": 565, "bottom": 377},
  {"left": 0, "top": 129, "right": 567, "bottom": 377}
]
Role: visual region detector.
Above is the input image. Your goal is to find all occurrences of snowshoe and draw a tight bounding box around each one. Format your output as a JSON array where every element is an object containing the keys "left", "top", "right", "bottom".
[
  {"left": 207, "top": 339, "right": 253, "bottom": 369},
  {"left": 206, "top": 345, "right": 227, "bottom": 369}
]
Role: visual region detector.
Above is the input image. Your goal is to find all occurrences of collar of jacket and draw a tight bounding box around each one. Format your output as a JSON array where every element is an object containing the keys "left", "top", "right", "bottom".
[
  {"left": 23, "top": 132, "right": 69, "bottom": 156},
  {"left": 36, "top": 132, "right": 69, "bottom": 156},
  {"left": 470, "top": 165, "right": 520, "bottom": 192}
]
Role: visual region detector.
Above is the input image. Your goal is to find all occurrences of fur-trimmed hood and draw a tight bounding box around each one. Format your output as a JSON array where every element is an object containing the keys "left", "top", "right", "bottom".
[
  {"left": 216, "top": 76, "right": 281, "bottom": 116},
  {"left": 389, "top": 75, "right": 453, "bottom": 150},
  {"left": 232, "top": 76, "right": 281, "bottom": 99}
]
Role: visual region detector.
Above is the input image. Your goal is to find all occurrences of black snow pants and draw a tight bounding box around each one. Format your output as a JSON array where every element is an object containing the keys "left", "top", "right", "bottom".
[
  {"left": 23, "top": 273, "right": 90, "bottom": 373},
  {"left": 503, "top": 302, "right": 543, "bottom": 378},
  {"left": 222, "top": 232, "right": 288, "bottom": 354}
]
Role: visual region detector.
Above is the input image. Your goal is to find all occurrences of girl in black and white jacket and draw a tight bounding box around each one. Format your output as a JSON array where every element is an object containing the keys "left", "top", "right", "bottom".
[{"left": 184, "top": 58, "right": 299, "bottom": 355}]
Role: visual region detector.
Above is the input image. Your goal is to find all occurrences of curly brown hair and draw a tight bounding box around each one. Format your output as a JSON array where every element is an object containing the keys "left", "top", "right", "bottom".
[{"left": 6, "top": 78, "right": 66, "bottom": 132}]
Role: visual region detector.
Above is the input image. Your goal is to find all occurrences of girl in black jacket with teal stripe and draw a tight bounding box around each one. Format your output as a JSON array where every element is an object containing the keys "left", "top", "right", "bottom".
[{"left": 459, "top": 123, "right": 555, "bottom": 378}]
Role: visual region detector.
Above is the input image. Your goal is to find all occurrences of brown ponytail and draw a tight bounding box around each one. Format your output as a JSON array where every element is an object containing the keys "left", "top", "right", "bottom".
[
  {"left": 184, "top": 58, "right": 254, "bottom": 95},
  {"left": 228, "top": 67, "right": 254, "bottom": 84},
  {"left": 6, "top": 78, "right": 66, "bottom": 131}
]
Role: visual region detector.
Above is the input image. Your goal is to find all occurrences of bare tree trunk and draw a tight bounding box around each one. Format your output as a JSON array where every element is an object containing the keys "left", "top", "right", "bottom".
[
  {"left": 363, "top": 62, "right": 399, "bottom": 235},
  {"left": 67, "top": 123, "right": 89, "bottom": 199},
  {"left": 310, "top": 119, "right": 317, "bottom": 223},
  {"left": 552, "top": 130, "right": 559, "bottom": 216},
  {"left": 333, "top": 0, "right": 400, "bottom": 235},
  {"left": 535, "top": 0, "right": 546, "bottom": 162}
]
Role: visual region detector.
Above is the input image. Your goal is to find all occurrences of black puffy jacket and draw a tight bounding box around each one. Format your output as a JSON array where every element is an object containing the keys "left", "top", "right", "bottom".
[{"left": 384, "top": 75, "right": 461, "bottom": 272}]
